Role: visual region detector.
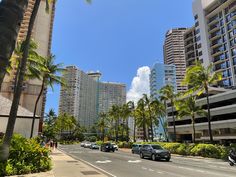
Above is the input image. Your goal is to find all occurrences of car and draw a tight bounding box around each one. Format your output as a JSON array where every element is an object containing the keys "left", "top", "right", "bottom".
[
  {"left": 131, "top": 144, "right": 142, "bottom": 154},
  {"left": 84, "top": 142, "right": 92, "bottom": 148},
  {"left": 90, "top": 143, "right": 99, "bottom": 149},
  {"left": 139, "top": 144, "right": 171, "bottom": 161},
  {"left": 111, "top": 143, "right": 118, "bottom": 151},
  {"left": 80, "top": 141, "right": 86, "bottom": 147},
  {"left": 100, "top": 142, "right": 115, "bottom": 152}
]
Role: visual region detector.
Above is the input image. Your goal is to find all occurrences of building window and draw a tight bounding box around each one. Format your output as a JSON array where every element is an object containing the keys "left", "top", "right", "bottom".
[
  {"left": 232, "top": 48, "right": 236, "bottom": 56},
  {"left": 196, "top": 36, "right": 201, "bottom": 42},
  {"left": 198, "top": 51, "right": 203, "bottom": 56},
  {"left": 197, "top": 43, "right": 202, "bottom": 49},
  {"left": 195, "top": 21, "right": 199, "bottom": 27},
  {"left": 194, "top": 14, "right": 198, "bottom": 20}
]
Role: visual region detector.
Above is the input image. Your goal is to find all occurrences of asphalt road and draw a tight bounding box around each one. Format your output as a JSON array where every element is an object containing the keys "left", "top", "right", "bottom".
[{"left": 59, "top": 144, "right": 236, "bottom": 177}]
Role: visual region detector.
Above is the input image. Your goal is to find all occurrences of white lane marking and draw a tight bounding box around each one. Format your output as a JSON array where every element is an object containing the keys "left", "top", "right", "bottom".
[
  {"left": 68, "top": 151, "right": 82, "bottom": 153},
  {"left": 157, "top": 171, "right": 164, "bottom": 174},
  {"left": 142, "top": 166, "right": 147, "bottom": 170},
  {"left": 128, "top": 160, "right": 142, "bottom": 163},
  {"left": 95, "top": 160, "right": 112, "bottom": 164},
  {"left": 148, "top": 168, "right": 154, "bottom": 172}
]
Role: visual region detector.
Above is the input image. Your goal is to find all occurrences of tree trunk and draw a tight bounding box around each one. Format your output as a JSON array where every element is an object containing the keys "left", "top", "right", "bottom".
[
  {"left": 142, "top": 115, "right": 147, "bottom": 142},
  {"left": 0, "top": 0, "right": 28, "bottom": 90},
  {"left": 150, "top": 119, "right": 154, "bottom": 142},
  {"left": 206, "top": 86, "right": 213, "bottom": 143},
  {"left": 115, "top": 119, "right": 119, "bottom": 142},
  {"left": 30, "top": 78, "right": 45, "bottom": 138},
  {"left": 0, "top": 0, "right": 41, "bottom": 162},
  {"left": 126, "top": 118, "right": 129, "bottom": 142},
  {"left": 171, "top": 101, "right": 176, "bottom": 142},
  {"left": 192, "top": 115, "right": 196, "bottom": 143},
  {"left": 133, "top": 119, "right": 136, "bottom": 142}
]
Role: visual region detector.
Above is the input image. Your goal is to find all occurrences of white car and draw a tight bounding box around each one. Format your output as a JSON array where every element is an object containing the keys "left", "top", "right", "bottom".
[
  {"left": 84, "top": 142, "right": 92, "bottom": 148},
  {"left": 111, "top": 143, "right": 118, "bottom": 151}
]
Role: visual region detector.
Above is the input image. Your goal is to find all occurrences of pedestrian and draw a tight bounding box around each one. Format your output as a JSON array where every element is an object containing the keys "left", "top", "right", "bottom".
[{"left": 55, "top": 140, "right": 58, "bottom": 149}]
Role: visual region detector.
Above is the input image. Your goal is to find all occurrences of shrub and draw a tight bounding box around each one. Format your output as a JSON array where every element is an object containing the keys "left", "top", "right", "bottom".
[
  {"left": 0, "top": 134, "right": 52, "bottom": 176},
  {"left": 190, "top": 144, "right": 221, "bottom": 158}
]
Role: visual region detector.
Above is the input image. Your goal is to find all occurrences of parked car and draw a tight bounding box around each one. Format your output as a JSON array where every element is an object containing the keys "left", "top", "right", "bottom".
[
  {"left": 90, "top": 143, "right": 99, "bottom": 149},
  {"left": 111, "top": 143, "right": 118, "bottom": 151},
  {"left": 100, "top": 142, "right": 115, "bottom": 152},
  {"left": 132, "top": 144, "right": 142, "bottom": 154},
  {"left": 84, "top": 142, "right": 92, "bottom": 148},
  {"left": 139, "top": 144, "right": 171, "bottom": 161}
]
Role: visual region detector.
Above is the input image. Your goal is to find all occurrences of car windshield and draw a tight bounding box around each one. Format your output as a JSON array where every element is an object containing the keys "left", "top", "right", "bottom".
[{"left": 151, "top": 145, "right": 163, "bottom": 150}]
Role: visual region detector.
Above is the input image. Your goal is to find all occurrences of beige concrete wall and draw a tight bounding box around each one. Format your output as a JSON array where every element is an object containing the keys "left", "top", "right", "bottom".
[{"left": 0, "top": 117, "right": 39, "bottom": 138}]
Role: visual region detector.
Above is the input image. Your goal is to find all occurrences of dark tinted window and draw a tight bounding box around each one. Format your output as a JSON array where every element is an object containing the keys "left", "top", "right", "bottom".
[{"left": 151, "top": 145, "right": 163, "bottom": 150}]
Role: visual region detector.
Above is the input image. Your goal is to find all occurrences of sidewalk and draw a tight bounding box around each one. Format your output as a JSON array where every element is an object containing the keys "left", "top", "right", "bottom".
[{"left": 10, "top": 149, "right": 108, "bottom": 177}]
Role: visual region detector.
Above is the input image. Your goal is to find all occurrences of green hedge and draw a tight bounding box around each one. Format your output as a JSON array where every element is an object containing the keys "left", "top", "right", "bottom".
[
  {"left": 134, "top": 142, "right": 231, "bottom": 159},
  {"left": 0, "top": 134, "right": 52, "bottom": 176}
]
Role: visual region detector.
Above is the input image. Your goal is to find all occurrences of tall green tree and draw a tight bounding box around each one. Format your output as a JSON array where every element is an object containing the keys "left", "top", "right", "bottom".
[
  {"left": 30, "top": 54, "right": 64, "bottom": 138},
  {"left": 150, "top": 98, "right": 168, "bottom": 141},
  {"left": 143, "top": 94, "right": 154, "bottom": 142},
  {"left": 159, "top": 85, "right": 176, "bottom": 142},
  {"left": 182, "top": 61, "right": 222, "bottom": 143},
  {"left": 175, "top": 95, "right": 206, "bottom": 143},
  {"left": 109, "top": 105, "right": 121, "bottom": 142},
  {"left": 136, "top": 98, "right": 148, "bottom": 142},
  {"left": 127, "top": 101, "right": 135, "bottom": 142},
  {"left": 42, "top": 109, "right": 57, "bottom": 140},
  {"left": 0, "top": 0, "right": 42, "bottom": 163},
  {"left": 120, "top": 103, "right": 131, "bottom": 141},
  {"left": 97, "top": 112, "right": 108, "bottom": 142}
]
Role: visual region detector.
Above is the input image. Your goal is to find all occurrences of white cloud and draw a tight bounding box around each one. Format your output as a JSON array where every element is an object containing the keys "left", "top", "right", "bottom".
[{"left": 127, "top": 66, "right": 150, "bottom": 104}]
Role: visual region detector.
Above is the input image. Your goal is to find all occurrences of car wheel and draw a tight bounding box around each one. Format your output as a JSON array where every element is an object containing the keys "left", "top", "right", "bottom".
[
  {"left": 151, "top": 154, "right": 156, "bottom": 161},
  {"left": 140, "top": 153, "right": 144, "bottom": 159},
  {"left": 166, "top": 157, "right": 170, "bottom": 162},
  {"left": 132, "top": 150, "right": 134, "bottom": 154}
]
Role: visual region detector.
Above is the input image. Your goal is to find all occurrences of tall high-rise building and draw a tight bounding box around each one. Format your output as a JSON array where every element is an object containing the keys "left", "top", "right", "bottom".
[
  {"left": 184, "top": 26, "right": 200, "bottom": 67},
  {"left": 164, "top": 28, "right": 188, "bottom": 92},
  {"left": 149, "top": 62, "right": 176, "bottom": 140},
  {"left": 150, "top": 62, "right": 177, "bottom": 98},
  {"left": 98, "top": 82, "right": 126, "bottom": 113},
  {"left": 59, "top": 66, "right": 99, "bottom": 128},
  {"left": 59, "top": 66, "right": 126, "bottom": 128},
  {"left": 192, "top": 0, "right": 236, "bottom": 87},
  {"left": 0, "top": 0, "right": 55, "bottom": 119}
]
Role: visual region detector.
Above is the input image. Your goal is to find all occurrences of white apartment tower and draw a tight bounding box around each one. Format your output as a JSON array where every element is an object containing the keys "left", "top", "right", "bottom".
[
  {"left": 164, "top": 28, "right": 188, "bottom": 92},
  {"left": 59, "top": 66, "right": 126, "bottom": 128},
  {"left": 192, "top": 0, "right": 236, "bottom": 87}
]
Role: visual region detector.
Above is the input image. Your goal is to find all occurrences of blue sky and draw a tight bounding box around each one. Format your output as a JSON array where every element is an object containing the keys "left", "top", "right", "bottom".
[{"left": 46, "top": 0, "right": 195, "bottom": 114}]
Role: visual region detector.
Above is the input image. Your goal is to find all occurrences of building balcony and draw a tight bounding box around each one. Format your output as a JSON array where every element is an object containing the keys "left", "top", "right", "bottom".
[{"left": 212, "top": 50, "right": 225, "bottom": 57}]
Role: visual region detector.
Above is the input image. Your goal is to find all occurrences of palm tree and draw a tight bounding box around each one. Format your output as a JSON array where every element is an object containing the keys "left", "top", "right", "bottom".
[
  {"left": 0, "top": 0, "right": 28, "bottom": 89},
  {"left": 182, "top": 61, "right": 222, "bottom": 143},
  {"left": 143, "top": 94, "right": 154, "bottom": 142},
  {"left": 42, "top": 109, "right": 57, "bottom": 140},
  {"left": 30, "top": 54, "right": 64, "bottom": 138},
  {"left": 159, "top": 85, "right": 176, "bottom": 142},
  {"left": 150, "top": 98, "right": 168, "bottom": 141},
  {"left": 98, "top": 112, "right": 107, "bottom": 142},
  {"left": 120, "top": 103, "right": 131, "bottom": 141},
  {"left": 127, "top": 101, "right": 135, "bottom": 142},
  {"left": 8, "top": 40, "right": 42, "bottom": 94},
  {"left": 109, "top": 105, "right": 121, "bottom": 142},
  {"left": 175, "top": 95, "right": 206, "bottom": 143},
  {"left": 136, "top": 98, "right": 148, "bottom": 142},
  {"left": 0, "top": 0, "right": 42, "bottom": 163}
]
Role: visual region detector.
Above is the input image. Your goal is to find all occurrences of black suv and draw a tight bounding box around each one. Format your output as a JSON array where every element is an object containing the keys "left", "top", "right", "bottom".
[
  {"left": 100, "top": 142, "right": 115, "bottom": 152},
  {"left": 139, "top": 144, "right": 171, "bottom": 161}
]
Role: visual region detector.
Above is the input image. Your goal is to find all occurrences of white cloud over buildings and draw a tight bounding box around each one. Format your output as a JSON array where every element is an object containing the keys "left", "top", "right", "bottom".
[{"left": 127, "top": 66, "right": 150, "bottom": 104}]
